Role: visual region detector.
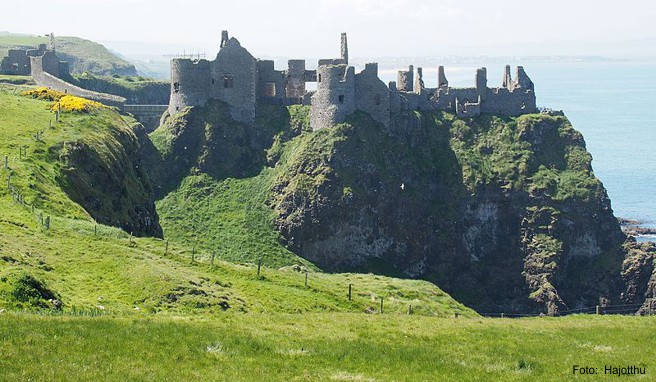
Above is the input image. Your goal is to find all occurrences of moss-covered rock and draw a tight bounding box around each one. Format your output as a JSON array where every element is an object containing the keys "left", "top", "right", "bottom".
[{"left": 268, "top": 111, "right": 626, "bottom": 314}]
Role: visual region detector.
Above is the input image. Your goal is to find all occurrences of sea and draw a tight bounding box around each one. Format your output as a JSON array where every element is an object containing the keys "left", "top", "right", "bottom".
[{"left": 369, "top": 59, "right": 656, "bottom": 241}]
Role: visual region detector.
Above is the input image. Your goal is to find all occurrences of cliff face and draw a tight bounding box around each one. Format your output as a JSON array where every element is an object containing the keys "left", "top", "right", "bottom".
[
  {"left": 269, "top": 111, "right": 627, "bottom": 314},
  {"left": 57, "top": 113, "right": 162, "bottom": 237},
  {"left": 144, "top": 100, "right": 652, "bottom": 314}
]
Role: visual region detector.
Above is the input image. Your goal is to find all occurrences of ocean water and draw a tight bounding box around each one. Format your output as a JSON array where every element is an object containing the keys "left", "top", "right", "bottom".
[{"left": 375, "top": 61, "right": 656, "bottom": 238}]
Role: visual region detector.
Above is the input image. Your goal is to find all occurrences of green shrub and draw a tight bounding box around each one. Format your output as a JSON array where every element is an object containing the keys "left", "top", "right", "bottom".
[{"left": 9, "top": 273, "right": 57, "bottom": 308}]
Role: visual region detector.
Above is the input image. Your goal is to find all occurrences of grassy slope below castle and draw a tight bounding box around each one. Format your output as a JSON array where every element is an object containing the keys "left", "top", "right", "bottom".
[
  {"left": 0, "top": 86, "right": 471, "bottom": 317},
  {"left": 1, "top": 85, "right": 655, "bottom": 381},
  {"left": 0, "top": 33, "right": 136, "bottom": 76}
]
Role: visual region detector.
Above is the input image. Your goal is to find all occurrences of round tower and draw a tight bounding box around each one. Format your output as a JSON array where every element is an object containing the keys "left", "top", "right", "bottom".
[
  {"left": 169, "top": 58, "right": 211, "bottom": 114},
  {"left": 310, "top": 64, "right": 356, "bottom": 130}
]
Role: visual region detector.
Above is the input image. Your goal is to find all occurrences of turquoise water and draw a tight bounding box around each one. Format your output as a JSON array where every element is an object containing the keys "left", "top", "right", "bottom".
[
  {"left": 377, "top": 61, "right": 656, "bottom": 235},
  {"left": 529, "top": 62, "right": 656, "bottom": 234}
]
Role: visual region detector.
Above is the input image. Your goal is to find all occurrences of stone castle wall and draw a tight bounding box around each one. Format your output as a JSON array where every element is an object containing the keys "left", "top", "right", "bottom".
[
  {"left": 355, "top": 63, "right": 390, "bottom": 127},
  {"left": 30, "top": 52, "right": 125, "bottom": 108},
  {"left": 168, "top": 31, "right": 539, "bottom": 129},
  {"left": 1, "top": 44, "right": 47, "bottom": 75}
]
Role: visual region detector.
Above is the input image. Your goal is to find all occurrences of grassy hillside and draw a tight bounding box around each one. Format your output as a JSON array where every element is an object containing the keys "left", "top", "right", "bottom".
[
  {"left": 0, "top": 81, "right": 653, "bottom": 381},
  {"left": 0, "top": 33, "right": 136, "bottom": 76},
  {"left": 1, "top": 313, "right": 654, "bottom": 381},
  {"left": 0, "top": 85, "right": 472, "bottom": 317}
]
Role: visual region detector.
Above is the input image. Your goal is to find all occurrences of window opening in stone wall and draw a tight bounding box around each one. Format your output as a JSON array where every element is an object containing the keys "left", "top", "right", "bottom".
[
  {"left": 318, "top": 74, "right": 322, "bottom": 82},
  {"left": 264, "top": 82, "right": 276, "bottom": 97},
  {"left": 375, "top": 94, "right": 381, "bottom": 106},
  {"left": 338, "top": 95, "right": 344, "bottom": 103},
  {"left": 212, "top": 78, "right": 215, "bottom": 85},
  {"left": 173, "top": 82, "right": 180, "bottom": 93},
  {"left": 224, "top": 75, "right": 234, "bottom": 88}
]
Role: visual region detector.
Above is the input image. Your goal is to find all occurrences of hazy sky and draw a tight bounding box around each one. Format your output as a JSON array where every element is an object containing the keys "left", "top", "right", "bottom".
[{"left": 4, "top": 0, "right": 656, "bottom": 57}]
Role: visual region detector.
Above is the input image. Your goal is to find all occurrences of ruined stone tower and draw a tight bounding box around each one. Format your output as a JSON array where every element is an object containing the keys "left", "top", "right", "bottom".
[
  {"left": 310, "top": 64, "right": 356, "bottom": 130},
  {"left": 340, "top": 33, "right": 348, "bottom": 64},
  {"left": 168, "top": 31, "right": 257, "bottom": 124}
]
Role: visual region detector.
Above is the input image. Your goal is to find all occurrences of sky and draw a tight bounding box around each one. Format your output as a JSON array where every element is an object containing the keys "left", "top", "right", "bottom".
[{"left": 3, "top": 0, "right": 656, "bottom": 58}]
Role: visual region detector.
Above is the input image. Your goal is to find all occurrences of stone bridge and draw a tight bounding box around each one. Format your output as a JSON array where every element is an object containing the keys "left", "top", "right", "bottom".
[{"left": 122, "top": 105, "right": 168, "bottom": 132}]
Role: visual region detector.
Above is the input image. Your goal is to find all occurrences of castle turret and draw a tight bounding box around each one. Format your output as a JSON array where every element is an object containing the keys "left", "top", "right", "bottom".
[
  {"left": 414, "top": 67, "right": 425, "bottom": 94},
  {"left": 310, "top": 64, "right": 356, "bottom": 130},
  {"left": 220, "top": 30, "right": 229, "bottom": 48},
  {"left": 341, "top": 33, "right": 349, "bottom": 65},
  {"left": 438, "top": 65, "right": 448, "bottom": 88},
  {"left": 503, "top": 64, "right": 513, "bottom": 91},
  {"left": 476, "top": 67, "right": 487, "bottom": 101},
  {"left": 397, "top": 65, "right": 413, "bottom": 92},
  {"left": 169, "top": 58, "right": 211, "bottom": 114}
]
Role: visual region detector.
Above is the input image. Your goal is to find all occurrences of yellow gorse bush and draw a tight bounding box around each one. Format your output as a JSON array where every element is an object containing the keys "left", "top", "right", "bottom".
[
  {"left": 50, "top": 95, "right": 108, "bottom": 112},
  {"left": 22, "top": 87, "right": 67, "bottom": 101},
  {"left": 22, "top": 87, "right": 108, "bottom": 113}
]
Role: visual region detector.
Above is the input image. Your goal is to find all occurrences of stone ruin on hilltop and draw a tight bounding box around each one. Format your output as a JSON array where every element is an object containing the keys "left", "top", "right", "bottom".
[{"left": 169, "top": 31, "right": 538, "bottom": 130}]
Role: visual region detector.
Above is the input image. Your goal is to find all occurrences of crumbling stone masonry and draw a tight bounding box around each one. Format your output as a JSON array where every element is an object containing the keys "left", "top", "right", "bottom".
[{"left": 167, "top": 31, "right": 538, "bottom": 128}]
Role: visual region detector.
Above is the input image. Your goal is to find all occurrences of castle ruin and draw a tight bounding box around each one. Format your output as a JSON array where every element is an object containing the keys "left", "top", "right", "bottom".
[
  {"left": 0, "top": 37, "right": 126, "bottom": 108},
  {"left": 166, "top": 31, "right": 537, "bottom": 128}
]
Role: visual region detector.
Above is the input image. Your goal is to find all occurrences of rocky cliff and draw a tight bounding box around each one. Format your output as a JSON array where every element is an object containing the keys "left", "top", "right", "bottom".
[
  {"left": 268, "top": 110, "right": 628, "bottom": 314},
  {"left": 56, "top": 112, "right": 162, "bottom": 237},
  {"left": 146, "top": 102, "right": 653, "bottom": 314}
]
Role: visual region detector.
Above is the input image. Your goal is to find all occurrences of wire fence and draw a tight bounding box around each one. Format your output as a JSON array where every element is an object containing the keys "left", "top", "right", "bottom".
[{"left": 480, "top": 303, "right": 651, "bottom": 318}]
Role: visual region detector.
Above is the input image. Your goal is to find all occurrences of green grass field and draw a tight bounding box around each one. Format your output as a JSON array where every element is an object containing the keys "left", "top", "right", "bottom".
[
  {"left": 1, "top": 84, "right": 653, "bottom": 381},
  {"left": 0, "top": 313, "right": 654, "bottom": 381}
]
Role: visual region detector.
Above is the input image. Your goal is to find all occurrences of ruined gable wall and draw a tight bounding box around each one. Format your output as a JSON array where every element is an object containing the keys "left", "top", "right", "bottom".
[
  {"left": 355, "top": 63, "right": 390, "bottom": 127},
  {"left": 211, "top": 38, "right": 257, "bottom": 124}
]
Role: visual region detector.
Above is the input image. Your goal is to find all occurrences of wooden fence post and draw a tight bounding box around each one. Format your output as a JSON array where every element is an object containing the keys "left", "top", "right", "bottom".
[
  {"left": 257, "top": 258, "right": 262, "bottom": 277},
  {"left": 596, "top": 305, "right": 601, "bottom": 315},
  {"left": 304, "top": 271, "right": 308, "bottom": 287},
  {"left": 379, "top": 297, "right": 384, "bottom": 314},
  {"left": 348, "top": 284, "right": 352, "bottom": 301},
  {"left": 165, "top": 239, "right": 169, "bottom": 254}
]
